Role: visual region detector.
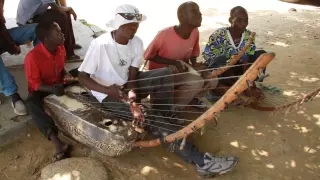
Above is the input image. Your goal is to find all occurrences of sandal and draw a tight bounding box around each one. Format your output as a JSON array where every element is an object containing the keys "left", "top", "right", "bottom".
[
  {"left": 74, "top": 44, "right": 82, "bottom": 50},
  {"left": 66, "top": 54, "right": 83, "bottom": 62},
  {"left": 53, "top": 144, "right": 73, "bottom": 162},
  {"left": 53, "top": 151, "right": 69, "bottom": 162},
  {"left": 245, "top": 87, "right": 264, "bottom": 100}
]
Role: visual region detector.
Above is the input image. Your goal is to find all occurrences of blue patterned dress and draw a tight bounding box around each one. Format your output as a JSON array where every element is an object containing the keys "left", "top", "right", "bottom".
[{"left": 202, "top": 27, "right": 256, "bottom": 67}]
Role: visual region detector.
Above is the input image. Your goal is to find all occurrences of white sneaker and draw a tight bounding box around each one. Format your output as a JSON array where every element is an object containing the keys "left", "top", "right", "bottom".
[
  {"left": 196, "top": 153, "right": 238, "bottom": 178},
  {"left": 11, "top": 100, "right": 28, "bottom": 116}
]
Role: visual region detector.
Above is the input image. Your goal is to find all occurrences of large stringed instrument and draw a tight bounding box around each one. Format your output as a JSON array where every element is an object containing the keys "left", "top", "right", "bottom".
[{"left": 134, "top": 52, "right": 276, "bottom": 148}]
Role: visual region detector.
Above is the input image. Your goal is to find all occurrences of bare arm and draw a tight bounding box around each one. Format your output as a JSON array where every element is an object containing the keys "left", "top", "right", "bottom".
[
  {"left": 189, "top": 56, "right": 197, "bottom": 66},
  {"left": 49, "top": 2, "right": 71, "bottom": 12},
  {"left": 38, "top": 84, "right": 54, "bottom": 93},
  {"left": 78, "top": 72, "right": 109, "bottom": 95},
  {"left": 39, "top": 71, "right": 65, "bottom": 95},
  {"left": 61, "top": 68, "right": 67, "bottom": 77},
  {"left": 150, "top": 56, "right": 185, "bottom": 72},
  {"left": 150, "top": 55, "right": 176, "bottom": 66},
  {"left": 55, "top": 0, "right": 61, "bottom": 6},
  {"left": 49, "top": 2, "right": 77, "bottom": 20},
  {"left": 125, "top": 66, "right": 140, "bottom": 103},
  {"left": 126, "top": 66, "right": 139, "bottom": 92},
  {"left": 78, "top": 72, "right": 127, "bottom": 101}
]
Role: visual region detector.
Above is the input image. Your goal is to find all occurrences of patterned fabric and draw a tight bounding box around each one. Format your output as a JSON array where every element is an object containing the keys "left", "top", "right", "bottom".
[{"left": 202, "top": 27, "right": 256, "bottom": 65}]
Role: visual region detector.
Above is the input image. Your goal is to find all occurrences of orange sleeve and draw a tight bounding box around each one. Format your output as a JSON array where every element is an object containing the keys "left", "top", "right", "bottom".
[
  {"left": 25, "top": 54, "right": 42, "bottom": 91},
  {"left": 143, "top": 32, "right": 162, "bottom": 60},
  {"left": 191, "top": 29, "right": 200, "bottom": 57}
]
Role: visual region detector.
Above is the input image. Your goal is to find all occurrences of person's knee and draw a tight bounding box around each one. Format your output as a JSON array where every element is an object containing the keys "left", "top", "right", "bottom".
[
  {"left": 207, "top": 79, "right": 218, "bottom": 89},
  {"left": 208, "top": 55, "right": 228, "bottom": 68},
  {"left": 157, "top": 67, "right": 171, "bottom": 76},
  {"left": 256, "top": 49, "right": 267, "bottom": 53},
  {"left": 18, "top": 23, "right": 39, "bottom": 46},
  {"left": 155, "top": 68, "right": 174, "bottom": 83},
  {"left": 25, "top": 98, "right": 37, "bottom": 112},
  {"left": 25, "top": 93, "right": 41, "bottom": 110},
  {"left": 189, "top": 76, "right": 204, "bottom": 90},
  {"left": 55, "top": 11, "right": 68, "bottom": 21},
  {"left": 27, "top": 23, "right": 37, "bottom": 31},
  {"left": 197, "top": 77, "right": 205, "bottom": 89},
  {"left": 255, "top": 50, "right": 267, "bottom": 57}
]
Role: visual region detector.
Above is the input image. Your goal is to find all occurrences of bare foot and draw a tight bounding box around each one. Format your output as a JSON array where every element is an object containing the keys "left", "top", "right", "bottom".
[
  {"left": 245, "top": 86, "right": 264, "bottom": 100},
  {"left": 54, "top": 144, "right": 73, "bottom": 162}
]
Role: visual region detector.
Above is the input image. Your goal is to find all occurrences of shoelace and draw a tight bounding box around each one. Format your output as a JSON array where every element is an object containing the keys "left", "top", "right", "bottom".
[{"left": 204, "top": 154, "right": 231, "bottom": 163}]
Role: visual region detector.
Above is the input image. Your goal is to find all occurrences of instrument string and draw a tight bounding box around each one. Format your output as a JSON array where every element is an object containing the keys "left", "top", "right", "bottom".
[
  {"left": 127, "top": 63, "right": 254, "bottom": 83},
  {"left": 95, "top": 105, "right": 195, "bottom": 122}
]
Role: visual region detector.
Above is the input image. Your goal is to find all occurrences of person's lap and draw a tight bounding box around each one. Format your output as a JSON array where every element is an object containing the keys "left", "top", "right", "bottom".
[
  {"left": 100, "top": 68, "right": 204, "bottom": 164},
  {"left": 102, "top": 92, "right": 204, "bottom": 165},
  {"left": 26, "top": 91, "right": 58, "bottom": 137},
  {"left": 207, "top": 50, "right": 267, "bottom": 85},
  {"left": 103, "top": 68, "right": 173, "bottom": 115}
]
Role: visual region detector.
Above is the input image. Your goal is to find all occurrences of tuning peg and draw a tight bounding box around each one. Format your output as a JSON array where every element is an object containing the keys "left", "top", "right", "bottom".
[
  {"left": 246, "top": 80, "right": 253, "bottom": 95},
  {"left": 224, "top": 102, "right": 229, "bottom": 111},
  {"left": 200, "top": 126, "right": 206, "bottom": 136},
  {"left": 213, "top": 113, "right": 219, "bottom": 127},
  {"left": 179, "top": 133, "right": 188, "bottom": 150},
  {"left": 134, "top": 127, "right": 144, "bottom": 133},
  {"left": 192, "top": 126, "right": 199, "bottom": 134},
  {"left": 257, "top": 68, "right": 269, "bottom": 82}
]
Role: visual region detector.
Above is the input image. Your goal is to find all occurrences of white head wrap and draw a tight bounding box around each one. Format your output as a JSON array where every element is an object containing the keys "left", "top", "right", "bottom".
[{"left": 108, "top": 4, "right": 146, "bottom": 29}]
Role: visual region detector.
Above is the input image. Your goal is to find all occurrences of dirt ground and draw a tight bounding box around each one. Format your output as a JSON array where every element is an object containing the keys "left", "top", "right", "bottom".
[{"left": 1, "top": 8, "right": 320, "bottom": 180}]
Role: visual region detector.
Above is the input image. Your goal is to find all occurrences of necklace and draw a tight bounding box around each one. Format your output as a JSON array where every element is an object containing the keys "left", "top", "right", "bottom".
[{"left": 112, "top": 31, "right": 128, "bottom": 67}]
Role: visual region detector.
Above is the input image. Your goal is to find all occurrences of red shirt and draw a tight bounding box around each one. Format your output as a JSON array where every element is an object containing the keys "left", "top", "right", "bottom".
[
  {"left": 144, "top": 26, "right": 200, "bottom": 70},
  {"left": 25, "top": 43, "right": 66, "bottom": 93}
]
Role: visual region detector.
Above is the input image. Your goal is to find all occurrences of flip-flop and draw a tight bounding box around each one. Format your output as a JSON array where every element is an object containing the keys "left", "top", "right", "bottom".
[
  {"left": 66, "top": 54, "right": 83, "bottom": 63},
  {"left": 64, "top": 144, "right": 74, "bottom": 155},
  {"left": 53, "top": 151, "right": 69, "bottom": 162},
  {"left": 67, "top": 54, "right": 81, "bottom": 60},
  {"left": 53, "top": 144, "right": 73, "bottom": 162},
  {"left": 74, "top": 44, "right": 82, "bottom": 50}
]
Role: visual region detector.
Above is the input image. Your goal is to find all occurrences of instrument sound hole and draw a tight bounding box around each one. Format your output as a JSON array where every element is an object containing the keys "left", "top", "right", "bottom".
[{"left": 104, "top": 121, "right": 113, "bottom": 126}]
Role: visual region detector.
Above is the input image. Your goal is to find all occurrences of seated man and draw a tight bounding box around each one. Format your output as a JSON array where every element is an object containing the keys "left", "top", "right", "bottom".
[
  {"left": 202, "top": 6, "right": 266, "bottom": 94},
  {"left": 78, "top": 4, "right": 237, "bottom": 178},
  {"left": 25, "top": 21, "right": 73, "bottom": 161},
  {"left": 0, "top": 0, "right": 38, "bottom": 115},
  {"left": 144, "top": 1, "right": 217, "bottom": 109},
  {"left": 17, "top": 0, "right": 81, "bottom": 60}
]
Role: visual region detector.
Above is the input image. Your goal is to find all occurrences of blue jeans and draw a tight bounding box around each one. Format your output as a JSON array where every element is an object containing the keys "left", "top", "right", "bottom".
[{"left": 0, "top": 24, "right": 39, "bottom": 96}]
